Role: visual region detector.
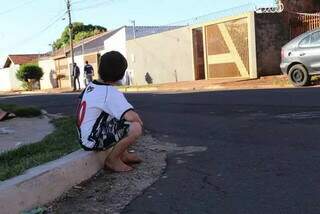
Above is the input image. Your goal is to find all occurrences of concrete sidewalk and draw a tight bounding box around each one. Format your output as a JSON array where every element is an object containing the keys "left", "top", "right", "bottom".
[
  {"left": 119, "top": 75, "right": 295, "bottom": 92},
  {"left": 0, "top": 75, "right": 295, "bottom": 96},
  {"left": 0, "top": 88, "right": 73, "bottom": 96},
  {"left": 0, "top": 116, "right": 54, "bottom": 153}
]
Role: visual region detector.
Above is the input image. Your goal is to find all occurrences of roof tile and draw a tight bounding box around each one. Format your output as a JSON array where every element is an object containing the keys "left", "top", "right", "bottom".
[{"left": 8, "top": 54, "right": 40, "bottom": 65}]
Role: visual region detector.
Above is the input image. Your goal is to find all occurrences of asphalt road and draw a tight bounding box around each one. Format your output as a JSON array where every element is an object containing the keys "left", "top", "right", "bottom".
[{"left": 1, "top": 88, "right": 320, "bottom": 214}]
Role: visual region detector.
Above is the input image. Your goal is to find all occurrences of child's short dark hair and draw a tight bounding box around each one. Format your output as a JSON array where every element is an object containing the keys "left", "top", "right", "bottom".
[{"left": 98, "top": 51, "right": 128, "bottom": 83}]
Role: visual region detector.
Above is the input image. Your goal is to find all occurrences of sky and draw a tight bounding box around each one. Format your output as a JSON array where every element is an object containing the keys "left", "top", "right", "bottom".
[{"left": 0, "top": 0, "right": 273, "bottom": 66}]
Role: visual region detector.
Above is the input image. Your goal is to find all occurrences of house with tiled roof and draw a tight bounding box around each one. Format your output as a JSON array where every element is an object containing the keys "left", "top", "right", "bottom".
[
  {"left": 39, "top": 28, "right": 123, "bottom": 90},
  {"left": 39, "top": 25, "right": 183, "bottom": 90},
  {"left": 3, "top": 54, "right": 40, "bottom": 68},
  {"left": 0, "top": 54, "right": 45, "bottom": 91}
]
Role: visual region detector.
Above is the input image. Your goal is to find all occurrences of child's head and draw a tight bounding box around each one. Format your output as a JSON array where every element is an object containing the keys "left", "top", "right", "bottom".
[{"left": 98, "top": 51, "right": 128, "bottom": 83}]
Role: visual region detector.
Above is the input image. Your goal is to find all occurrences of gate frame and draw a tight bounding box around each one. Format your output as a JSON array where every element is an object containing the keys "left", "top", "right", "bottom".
[{"left": 191, "top": 12, "right": 257, "bottom": 79}]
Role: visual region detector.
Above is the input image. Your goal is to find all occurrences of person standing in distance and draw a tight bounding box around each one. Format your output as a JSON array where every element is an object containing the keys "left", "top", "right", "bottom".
[
  {"left": 84, "top": 61, "right": 94, "bottom": 86},
  {"left": 73, "top": 63, "right": 81, "bottom": 91}
]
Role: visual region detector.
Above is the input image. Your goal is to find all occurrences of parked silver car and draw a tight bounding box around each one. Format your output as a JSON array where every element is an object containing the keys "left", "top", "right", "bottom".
[{"left": 280, "top": 28, "right": 320, "bottom": 87}]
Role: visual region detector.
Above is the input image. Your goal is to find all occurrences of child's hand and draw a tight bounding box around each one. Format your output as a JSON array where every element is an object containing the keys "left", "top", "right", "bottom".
[{"left": 124, "top": 110, "right": 143, "bottom": 126}]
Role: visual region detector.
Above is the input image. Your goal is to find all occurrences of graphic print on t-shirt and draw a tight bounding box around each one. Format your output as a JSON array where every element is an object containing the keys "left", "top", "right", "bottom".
[{"left": 76, "top": 80, "right": 133, "bottom": 149}]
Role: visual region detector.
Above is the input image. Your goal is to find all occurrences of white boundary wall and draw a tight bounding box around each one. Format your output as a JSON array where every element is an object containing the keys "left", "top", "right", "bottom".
[
  {"left": 103, "top": 28, "right": 127, "bottom": 57},
  {"left": 0, "top": 68, "right": 12, "bottom": 91},
  {"left": 67, "top": 55, "right": 86, "bottom": 89},
  {"left": 0, "top": 65, "right": 22, "bottom": 91},
  {"left": 126, "top": 27, "right": 194, "bottom": 86},
  {"left": 39, "top": 59, "right": 56, "bottom": 90}
]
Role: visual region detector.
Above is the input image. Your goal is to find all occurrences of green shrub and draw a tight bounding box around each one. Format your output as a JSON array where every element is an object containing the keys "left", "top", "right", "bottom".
[
  {"left": 16, "top": 64, "right": 43, "bottom": 81},
  {"left": 16, "top": 64, "right": 43, "bottom": 91},
  {"left": 21, "top": 82, "right": 31, "bottom": 91}
]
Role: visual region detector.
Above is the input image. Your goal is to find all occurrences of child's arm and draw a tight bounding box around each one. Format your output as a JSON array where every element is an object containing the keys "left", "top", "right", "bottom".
[{"left": 123, "top": 110, "right": 143, "bottom": 126}]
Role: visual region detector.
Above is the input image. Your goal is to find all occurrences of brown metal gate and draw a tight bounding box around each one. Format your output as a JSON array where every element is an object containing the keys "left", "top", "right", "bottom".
[
  {"left": 192, "top": 13, "right": 257, "bottom": 79},
  {"left": 55, "top": 58, "right": 71, "bottom": 88},
  {"left": 290, "top": 13, "right": 320, "bottom": 39},
  {"left": 204, "top": 17, "right": 250, "bottom": 78}
]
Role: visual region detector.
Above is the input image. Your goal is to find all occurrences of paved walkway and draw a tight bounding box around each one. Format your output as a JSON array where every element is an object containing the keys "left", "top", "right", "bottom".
[
  {"left": 0, "top": 75, "right": 295, "bottom": 96},
  {"left": 119, "top": 75, "right": 294, "bottom": 92},
  {"left": 0, "top": 117, "right": 55, "bottom": 153}
]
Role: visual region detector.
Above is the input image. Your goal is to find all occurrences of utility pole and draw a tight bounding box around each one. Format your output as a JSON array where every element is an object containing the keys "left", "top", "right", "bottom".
[
  {"left": 66, "top": 0, "right": 75, "bottom": 87},
  {"left": 131, "top": 20, "right": 136, "bottom": 39}
]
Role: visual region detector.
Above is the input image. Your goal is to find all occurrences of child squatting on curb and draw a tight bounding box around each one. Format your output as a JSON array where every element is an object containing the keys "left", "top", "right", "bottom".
[{"left": 76, "top": 51, "right": 143, "bottom": 172}]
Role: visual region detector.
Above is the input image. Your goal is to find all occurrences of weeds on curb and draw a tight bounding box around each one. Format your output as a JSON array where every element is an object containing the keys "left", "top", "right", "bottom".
[
  {"left": 0, "top": 103, "right": 42, "bottom": 117},
  {"left": 0, "top": 117, "right": 80, "bottom": 181}
]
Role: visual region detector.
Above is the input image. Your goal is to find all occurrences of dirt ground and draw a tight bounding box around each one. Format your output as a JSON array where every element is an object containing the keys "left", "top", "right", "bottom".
[
  {"left": 44, "top": 135, "right": 167, "bottom": 214},
  {"left": 35, "top": 131, "right": 208, "bottom": 214}
]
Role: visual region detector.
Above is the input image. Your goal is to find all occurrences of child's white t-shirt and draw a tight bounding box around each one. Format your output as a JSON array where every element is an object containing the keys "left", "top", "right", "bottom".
[{"left": 77, "top": 80, "right": 133, "bottom": 148}]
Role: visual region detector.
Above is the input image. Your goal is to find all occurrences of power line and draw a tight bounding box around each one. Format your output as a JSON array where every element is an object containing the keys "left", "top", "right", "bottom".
[
  {"left": 162, "top": 3, "right": 255, "bottom": 27},
  {"left": 72, "top": 0, "right": 95, "bottom": 5},
  {"left": 73, "top": 0, "right": 115, "bottom": 11},
  {"left": 7, "top": 11, "right": 67, "bottom": 50},
  {"left": 0, "top": 0, "right": 40, "bottom": 16}
]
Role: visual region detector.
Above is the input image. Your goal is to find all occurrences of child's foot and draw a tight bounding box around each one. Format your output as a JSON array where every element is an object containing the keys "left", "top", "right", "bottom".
[
  {"left": 104, "top": 158, "right": 133, "bottom": 172},
  {"left": 122, "top": 152, "right": 143, "bottom": 164}
]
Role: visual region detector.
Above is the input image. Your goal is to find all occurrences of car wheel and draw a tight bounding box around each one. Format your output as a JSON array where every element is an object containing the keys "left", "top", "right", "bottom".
[{"left": 288, "top": 64, "right": 310, "bottom": 87}]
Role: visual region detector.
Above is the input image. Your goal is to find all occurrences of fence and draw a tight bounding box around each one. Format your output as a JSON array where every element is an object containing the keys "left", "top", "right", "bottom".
[
  {"left": 290, "top": 13, "right": 320, "bottom": 39},
  {"left": 164, "top": 3, "right": 255, "bottom": 27}
]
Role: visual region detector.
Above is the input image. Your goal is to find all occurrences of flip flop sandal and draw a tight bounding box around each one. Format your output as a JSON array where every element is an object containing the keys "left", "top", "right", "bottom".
[{"left": 0, "top": 112, "right": 16, "bottom": 121}]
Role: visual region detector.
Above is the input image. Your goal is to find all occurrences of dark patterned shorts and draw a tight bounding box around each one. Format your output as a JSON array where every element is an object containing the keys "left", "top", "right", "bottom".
[{"left": 85, "top": 115, "right": 131, "bottom": 151}]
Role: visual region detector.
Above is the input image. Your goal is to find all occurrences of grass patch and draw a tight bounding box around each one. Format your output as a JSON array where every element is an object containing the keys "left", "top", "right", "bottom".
[
  {"left": 0, "top": 103, "right": 42, "bottom": 117},
  {"left": 0, "top": 117, "right": 80, "bottom": 181}
]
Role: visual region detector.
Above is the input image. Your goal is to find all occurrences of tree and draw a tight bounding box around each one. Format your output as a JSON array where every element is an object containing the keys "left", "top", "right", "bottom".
[
  {"left": 52, "top": 22, "right": 107, "bottom": 50},
  {"left": 16, "top": 64, "right": 44, "bottom": 91}
]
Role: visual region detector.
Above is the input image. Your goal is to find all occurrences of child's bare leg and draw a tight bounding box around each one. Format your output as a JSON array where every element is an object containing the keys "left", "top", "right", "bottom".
[
  {"left": 105, "top": 138, "right": 134, "bottom": 172},
  {"left": 105, "top": 122, "right": 142, "bottom": 172},
  {"left": 122, "top": 150, "right": 142, "bottom": 164}
]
